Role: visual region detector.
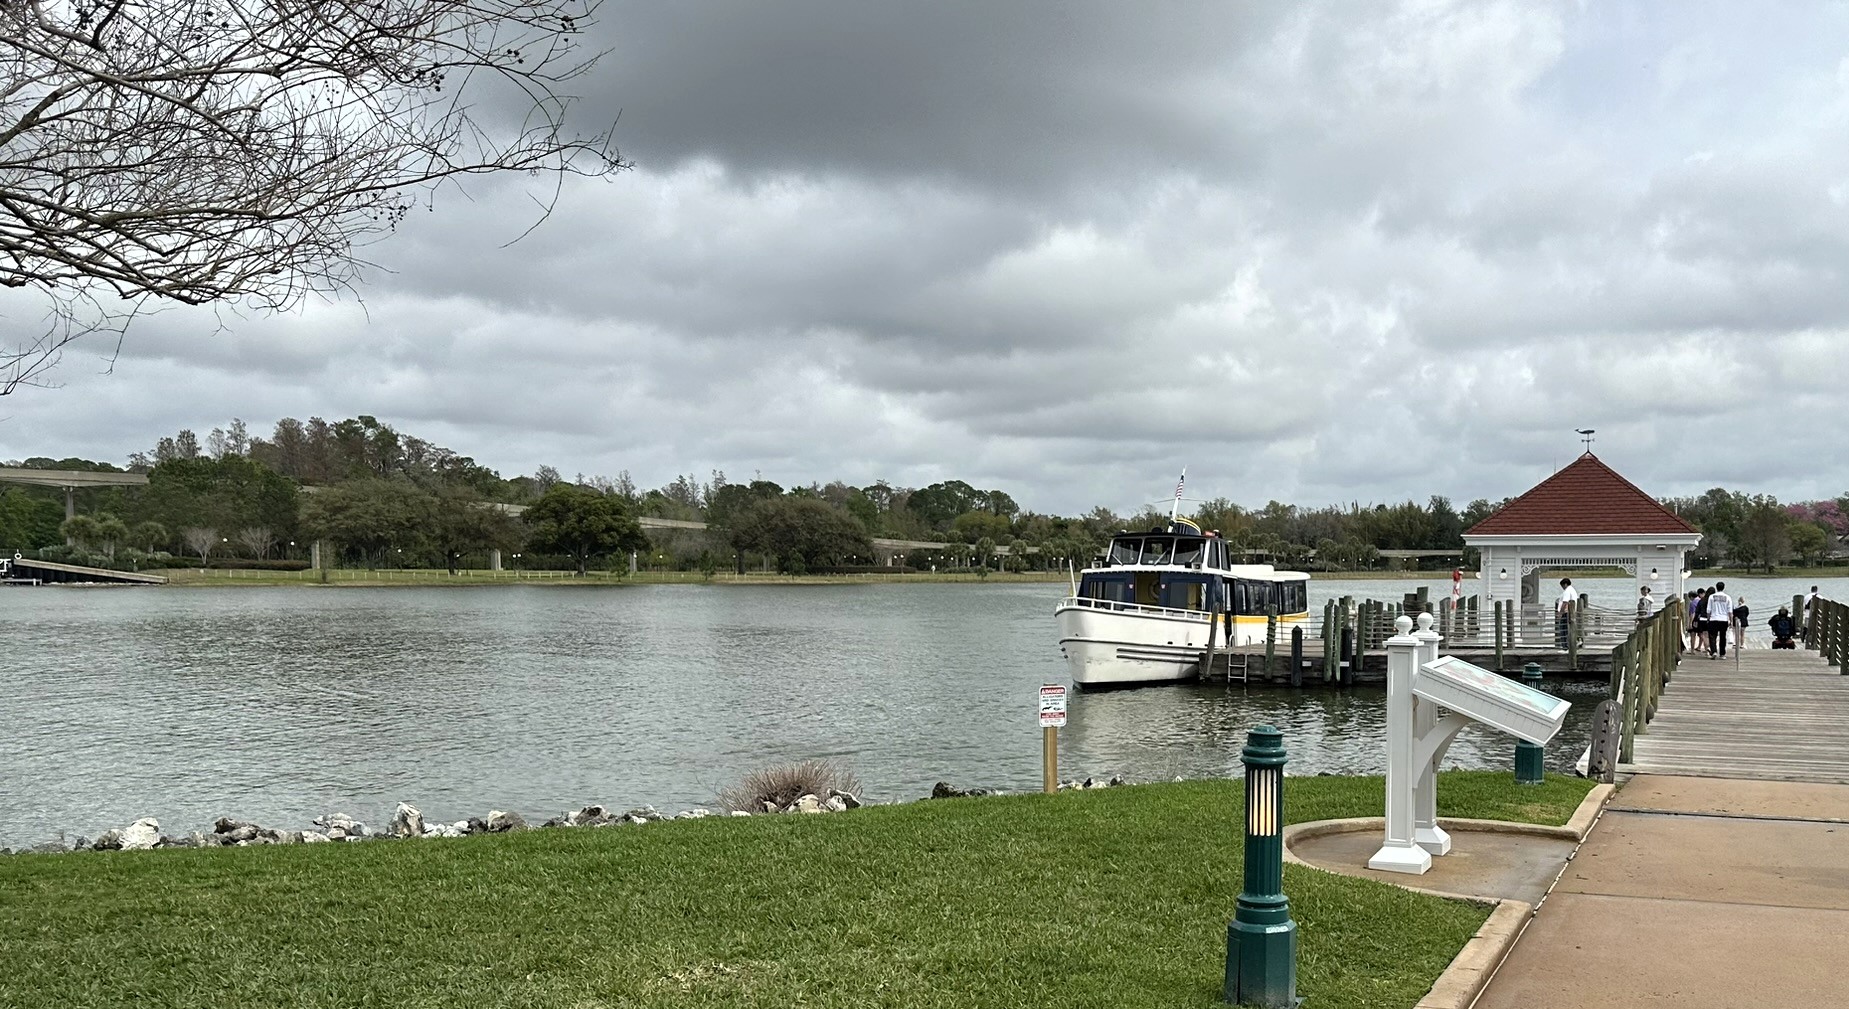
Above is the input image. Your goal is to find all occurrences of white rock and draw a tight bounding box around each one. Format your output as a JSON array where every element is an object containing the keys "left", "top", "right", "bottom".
[
  {"left": 301, "top": 831, "right": 331, "bottom": 843},
  {"left": 678, "top": 808, "right": 714, "bottom": 819},
  {"left": 730, "top": 810, "right": 752, "bottom": 817},
  {"left": 119, "top": 818, "right": 160, "bottom": 851},
  {"left": 822, "top": 795, "right": 849, "bottom": 813},
  {"left": 792, "top": 794, "right": 825, "bottom": 814},
  {"left": 392, "top": 802, "right": 425, "bottom": 838},
  {"left": 485, "top": 810, "right": 527, "bottom": 833}
]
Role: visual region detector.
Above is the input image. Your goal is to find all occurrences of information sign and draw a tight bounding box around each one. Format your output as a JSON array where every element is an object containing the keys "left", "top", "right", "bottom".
[
  {"left": 1038, "top": 684, "right": 1068, "bottom": 728},
  {"left": 1415, "top": 655, "right": 1571, "bottom": 745}
]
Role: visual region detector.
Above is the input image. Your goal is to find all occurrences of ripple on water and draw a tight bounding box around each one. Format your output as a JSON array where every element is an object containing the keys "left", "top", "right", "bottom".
[{"left": 7, "top": 577, "right": 1797, "bottom": 846}]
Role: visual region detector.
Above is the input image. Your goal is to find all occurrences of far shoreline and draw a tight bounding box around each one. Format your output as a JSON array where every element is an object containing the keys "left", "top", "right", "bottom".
[{"left": 119, "top": 566, "right": 1849, "bottom": 588}]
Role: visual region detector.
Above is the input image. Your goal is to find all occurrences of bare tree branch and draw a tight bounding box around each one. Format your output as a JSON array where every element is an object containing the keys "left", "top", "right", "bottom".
[{"left": 1, "top": 0, "right": 627, "bottom": 392}]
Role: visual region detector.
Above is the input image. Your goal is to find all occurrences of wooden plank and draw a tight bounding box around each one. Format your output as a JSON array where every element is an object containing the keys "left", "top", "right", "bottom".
[{"left": 1622, "top": 649, "right": 1849, "bottom": 784}]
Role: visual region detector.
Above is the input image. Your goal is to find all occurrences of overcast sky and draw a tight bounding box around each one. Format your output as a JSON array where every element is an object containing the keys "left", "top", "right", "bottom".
[{"left": 4, "top": 1, "right": 1847, "bottom": 515}]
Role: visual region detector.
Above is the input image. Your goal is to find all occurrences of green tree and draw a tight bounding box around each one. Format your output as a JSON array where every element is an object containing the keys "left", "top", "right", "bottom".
[
  {"left": 300, "top": 479, "right": 433, "bottom": 566},
  {"left": 132, "top": 521, "right": 169, "bottom": 553},
  {"left": 60, "top": 514, "right": 100, "bottom": 551},
  {"left": 0, "top": 488, "right": 64, "bottom": 550},
  {"left": 137, "top": 455, "right": 299, "bottom": 541},
  {"left": 430, "top": 490, "right": 521, "bottom": 574},
  {"left": 974, "top": 536, "right": 996, "bottom": 569},
  {"left": 952, "top": 510, "right": 1011, "bottom": 544},
  {"left": 524, "top": 485, "right": 647, "bottom": 576},
  {"left": 1791, "top": 522, "right": 1829, "bottom": 566},
  {"left": 1734, "top": 498, "right": 1792, "bottom": 573},
  {"left": 96, "top": 516, "right": 130, "bottom": 560},
  {"left": 727, "top": 497, "right": 873, "bottom": 574}
]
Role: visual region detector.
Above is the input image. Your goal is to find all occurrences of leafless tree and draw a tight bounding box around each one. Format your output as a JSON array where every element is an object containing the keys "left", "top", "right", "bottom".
[
  {"left": 182, "top": 526, "right": 218, "bottom": 564},
  {"left": 2, "top": 0, "right": 626, "bottom": 395},
  {"left": 235, "top": 525, "right": 274, "bottom": 558}
]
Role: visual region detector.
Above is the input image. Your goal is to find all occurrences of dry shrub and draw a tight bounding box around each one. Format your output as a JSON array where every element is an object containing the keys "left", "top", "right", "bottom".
[{"left": 719, "top": 759, "right": 862, "bottom": 813}]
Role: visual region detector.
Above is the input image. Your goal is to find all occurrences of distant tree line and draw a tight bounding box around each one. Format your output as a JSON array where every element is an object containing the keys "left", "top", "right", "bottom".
[{"left": 3, "top": 416, "right": 1846, "bottom": 574}]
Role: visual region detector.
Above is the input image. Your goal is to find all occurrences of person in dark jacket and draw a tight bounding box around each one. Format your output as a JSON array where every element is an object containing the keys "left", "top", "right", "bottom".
[{"left": 1769, "top": 607, "right": 1797, "bottom": 649}]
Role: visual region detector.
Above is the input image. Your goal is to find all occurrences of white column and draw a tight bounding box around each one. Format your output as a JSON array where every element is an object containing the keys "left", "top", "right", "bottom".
[
  {"left": 1411, "top": 612, "right": 1452, "bottom": 856},
  {"left": 1369, "top": 614, "right": 1432, "bottom": 874},
  {"left": 489, "top": 549, "right": 502, "bottom": 572}
]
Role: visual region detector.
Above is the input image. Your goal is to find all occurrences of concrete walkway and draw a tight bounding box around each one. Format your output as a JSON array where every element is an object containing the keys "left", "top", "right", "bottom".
[{"left": 1475, "top": 774, "right": 1849, "bottom": 1009}]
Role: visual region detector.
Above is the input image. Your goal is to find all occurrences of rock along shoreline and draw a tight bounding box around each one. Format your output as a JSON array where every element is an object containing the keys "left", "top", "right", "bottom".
[{"left": 4, "top": 776, "right": 1129, "bottom": 856}]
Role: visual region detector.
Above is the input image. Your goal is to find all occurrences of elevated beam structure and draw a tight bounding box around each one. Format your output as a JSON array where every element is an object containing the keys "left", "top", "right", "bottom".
[{"left": 0, "top": 467, "right": 149, "bottom": 519}]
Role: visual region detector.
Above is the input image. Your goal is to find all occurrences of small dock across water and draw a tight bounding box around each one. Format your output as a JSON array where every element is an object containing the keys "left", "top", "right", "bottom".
[{"left": 1, "top": 557, "right": 167, "bottom": 586}]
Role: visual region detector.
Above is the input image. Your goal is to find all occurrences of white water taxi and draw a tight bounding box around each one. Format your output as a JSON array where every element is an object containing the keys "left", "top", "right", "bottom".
[{"left": 1055, "top": 519, "right": 1310, "bottom": 687}]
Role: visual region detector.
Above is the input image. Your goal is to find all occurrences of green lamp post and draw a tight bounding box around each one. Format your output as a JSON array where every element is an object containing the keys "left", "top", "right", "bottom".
[
  {"left": 1514, "top": 662, "right": 1545, "bottom": 785},
  {"left": 1225, "top": 725, "right": 1297, "bottom": 1007}
]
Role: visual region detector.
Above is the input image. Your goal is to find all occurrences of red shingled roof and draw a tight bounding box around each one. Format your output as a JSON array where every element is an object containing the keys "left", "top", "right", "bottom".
[{"left": 1467, "top": 453, "right": 1697, "bottom": 536}]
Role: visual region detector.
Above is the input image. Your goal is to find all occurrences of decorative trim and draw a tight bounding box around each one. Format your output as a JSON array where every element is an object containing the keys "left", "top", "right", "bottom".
[{"left": 1518, "top": 557, "right": 1638, "bottom": 576}]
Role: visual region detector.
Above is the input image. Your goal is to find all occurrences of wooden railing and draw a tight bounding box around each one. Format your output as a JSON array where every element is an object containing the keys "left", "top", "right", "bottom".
[
  {"left": 1807, "top": 595, "right": 1849, "bottom": 672},
  {"left": 1610, "top": 596, "right": 1685, "bottom": 762}
]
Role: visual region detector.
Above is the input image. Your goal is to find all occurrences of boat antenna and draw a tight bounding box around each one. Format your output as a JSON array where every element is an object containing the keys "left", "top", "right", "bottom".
[{"left": 1169, "top": 468, "right": 1186, "bottom": 526}]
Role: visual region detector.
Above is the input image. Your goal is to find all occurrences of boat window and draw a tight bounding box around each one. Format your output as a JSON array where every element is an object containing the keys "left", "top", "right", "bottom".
[
  {"left": 1172, "top": 538, "right": 1203, "bottom": 567},
  {"left": 1280, "top": 580, "right": 1307, "bottom": 614},
  {"left": 1141, "top": 537, "right": 1174, "bottom": 565},
  {"left": 1080, "top": 574, "right": 1134, "bottom": 603},
  {"left": 1238, "top": 579, "right": 1278, "bottom": 616},
  {"left": 1159, "top": 579, "right": 1206, "bottom": 611},
  {"left": 1108, "top": 538, "right": 1142, "bottom": 566}
]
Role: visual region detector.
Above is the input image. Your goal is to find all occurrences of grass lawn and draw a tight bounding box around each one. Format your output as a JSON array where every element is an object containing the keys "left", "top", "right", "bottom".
[{"left": 0, "top": 773, "right": 1592, "bottom": 1009}]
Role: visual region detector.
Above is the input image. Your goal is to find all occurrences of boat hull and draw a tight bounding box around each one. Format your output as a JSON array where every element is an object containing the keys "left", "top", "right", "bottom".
[{"left": 1056, "top": 602, "right": 1215, "bottom": 686}]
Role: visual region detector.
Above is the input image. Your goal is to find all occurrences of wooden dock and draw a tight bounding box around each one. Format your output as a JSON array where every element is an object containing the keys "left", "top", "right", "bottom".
[
  {"left": 1622, "top": 648, "right": 1849, "bottom": 784},
  {"left": 1200, "top": 641, "right": 1615, "bottom": 684}
]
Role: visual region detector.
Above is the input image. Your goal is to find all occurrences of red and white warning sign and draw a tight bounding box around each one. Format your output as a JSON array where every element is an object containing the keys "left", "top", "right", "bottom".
[{"left": 1038, "top": 684, "right": 1068, "bottom": 728}]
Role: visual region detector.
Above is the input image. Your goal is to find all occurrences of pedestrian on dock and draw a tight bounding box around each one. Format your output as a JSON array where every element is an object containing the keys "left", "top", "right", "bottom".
[
  {"left": 1689, "top": 589, "right": 1708, "bottom": 653},
  {"left": 1802, "top": 585, "right": 1819, "bottom": 642},
  {"left": 1707, "top": 582, "right": 1734, "bottom": 659},
  {"left": 1637, "top": 584, "right": 1653, "bottom": 622},
  {"left": 1556, "top": 577, "right": 1578, "bottom": 648},
  {"left": 1770, "top": 607, "right": 1798, "bottom": 649}
]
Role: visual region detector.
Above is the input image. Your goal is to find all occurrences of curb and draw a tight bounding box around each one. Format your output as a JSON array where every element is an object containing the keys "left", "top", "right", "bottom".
[
  {"left": 1281, "top": 783, "right": 1615, "bottom": 876},
  {"left": 1281, "top": 783, "right": 1615, "bottom": 1009},
  {"left": 1414, "top": 898, "right": 1532, "bottom": 1009}
]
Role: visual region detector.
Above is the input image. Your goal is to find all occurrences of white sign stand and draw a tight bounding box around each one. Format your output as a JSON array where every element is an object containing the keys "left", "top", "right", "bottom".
[{"left": 1369, "top": 613, "right": 1571, "bottom": 875}]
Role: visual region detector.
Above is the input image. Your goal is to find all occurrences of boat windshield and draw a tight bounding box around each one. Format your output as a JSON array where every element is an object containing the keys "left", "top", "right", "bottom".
[
  {"left": 1172, "top": 538, "right": 1204, "bottom": 567},
  {"left": 1141, "top": 538, "right": 1174, "bottom": 565},
  {"left": 1108, "top": 537, "right": 1142, "bottom": 566}
]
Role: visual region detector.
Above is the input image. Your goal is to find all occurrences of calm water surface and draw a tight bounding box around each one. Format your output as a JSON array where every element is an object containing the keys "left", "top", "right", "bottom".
[{"left": 6, "top": 576, "right": 1839, "bottom": 847}]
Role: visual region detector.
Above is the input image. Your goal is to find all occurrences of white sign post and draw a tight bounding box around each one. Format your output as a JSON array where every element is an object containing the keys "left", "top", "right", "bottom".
[
  {"left": 1039, "top": 685, "right": 1067, "bottom": 793},
  {"left": 1369, "top": 613, "right": 1572, "bottom": 875}
]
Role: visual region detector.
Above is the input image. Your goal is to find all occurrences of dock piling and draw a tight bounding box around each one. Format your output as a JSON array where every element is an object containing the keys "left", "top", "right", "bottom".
[{"left": 1264, "top": 605, "right": 1277, "bottom": 675}]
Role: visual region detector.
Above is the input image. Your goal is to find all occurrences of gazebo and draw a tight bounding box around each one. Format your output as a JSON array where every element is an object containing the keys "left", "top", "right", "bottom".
[{"left": 1465, "top": 453, "right": 1700, "bottom": 638}]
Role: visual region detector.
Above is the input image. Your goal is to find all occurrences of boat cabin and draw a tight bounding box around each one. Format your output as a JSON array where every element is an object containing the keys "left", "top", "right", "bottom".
[{"left": 1078, "top": 531, "right": 1308, "bottom": 616}]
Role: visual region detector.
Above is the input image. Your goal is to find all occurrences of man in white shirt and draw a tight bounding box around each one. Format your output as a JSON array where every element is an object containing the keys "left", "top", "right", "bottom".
[
  {"left": 1803, "top": 585, "right": 1819, "bottom": 643},
  {"left": 1706, "top": 581, "right": 1734, "bottom": 658},
  {"left": 1556, "top": 577, "right": 1579, "bottom": 648}
]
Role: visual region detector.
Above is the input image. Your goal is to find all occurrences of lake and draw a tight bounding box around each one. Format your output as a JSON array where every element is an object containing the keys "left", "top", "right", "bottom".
[{"left": 5, "top": 575, "right": 1841, "bottom": 848}]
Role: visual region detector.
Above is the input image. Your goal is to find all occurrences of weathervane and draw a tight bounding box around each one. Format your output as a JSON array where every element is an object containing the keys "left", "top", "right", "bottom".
[{"left": 1575, "top": 428, "right": 1596, "bottom": 452}]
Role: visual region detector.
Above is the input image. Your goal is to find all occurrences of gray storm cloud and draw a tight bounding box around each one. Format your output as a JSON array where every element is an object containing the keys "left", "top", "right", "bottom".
[{"left": 4, "top": 0, "right": 1848, "bottom": 513}]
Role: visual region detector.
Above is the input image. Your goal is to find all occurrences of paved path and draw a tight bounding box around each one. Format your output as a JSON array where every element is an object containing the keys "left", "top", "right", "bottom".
[
  {"left": 1622, "top": 647, "right": 1849, "bottom": 784},
  {"left": 1475, "top": 775, "right": 1849, "bottom": 1009}
]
